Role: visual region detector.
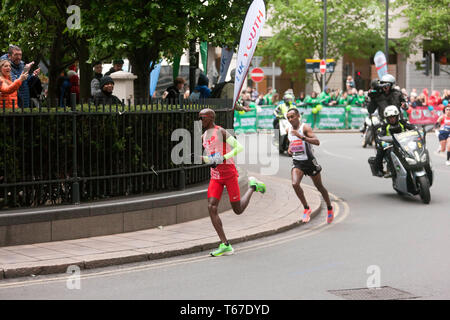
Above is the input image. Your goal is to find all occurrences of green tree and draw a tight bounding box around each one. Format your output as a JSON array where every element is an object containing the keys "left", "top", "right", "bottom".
[
  {"left": 394, "top": 0, "right": 450, "bottom": 54},
  {"left": 258, "top": 0, "right": 385, "bottom": 86}
]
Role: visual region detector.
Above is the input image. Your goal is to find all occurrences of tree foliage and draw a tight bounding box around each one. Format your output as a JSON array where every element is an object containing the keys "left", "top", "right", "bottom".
[
  {"left": 394, "top": 0, "right": 450, "bottom": 54},
  {"left": 257, "top": 0, "right": 385, "bottom": 82},
  {"left": 0, "top": 0, "right": 254, "bottom": 101}
]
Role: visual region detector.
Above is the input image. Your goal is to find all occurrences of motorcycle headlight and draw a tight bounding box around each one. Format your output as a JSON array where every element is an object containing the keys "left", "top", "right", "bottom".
[{"left": 405, "top": 157, "right": 417, "bottom": 165}]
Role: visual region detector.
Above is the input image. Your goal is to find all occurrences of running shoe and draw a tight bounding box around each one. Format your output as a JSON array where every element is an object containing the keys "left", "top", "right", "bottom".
[
  {"left": 248, "top": 177, "right": 266, "bottom": 193},
  {"left": 302, "top": 208, "right": 312, "bottom": 223},
  {"left": 446, "top": 160, "right": 450, "bottom": 166},
  {"left": 210, "top": 243, "right": 234, "bottom": 257},
  {"left": 327, "top": 208, "right": 334, "bottom": 224}
]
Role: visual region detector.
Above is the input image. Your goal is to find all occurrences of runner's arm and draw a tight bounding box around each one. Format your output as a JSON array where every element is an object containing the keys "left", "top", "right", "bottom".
[
  {"left": 223, "top": 135, "right": 244, "bottom": 160},
  {"left": 303, "top": 124, "right": 320, "bottom": 146}
]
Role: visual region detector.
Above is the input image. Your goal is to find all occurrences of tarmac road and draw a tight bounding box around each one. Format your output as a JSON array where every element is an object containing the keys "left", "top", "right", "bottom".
[{"left": 0, "top": 132, "right": 448, "bottom": 300}]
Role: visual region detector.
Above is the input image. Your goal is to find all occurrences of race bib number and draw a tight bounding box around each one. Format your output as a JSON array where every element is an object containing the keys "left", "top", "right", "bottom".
[{"left": 290, "top": 140, "right": 307, "bottom": 160}]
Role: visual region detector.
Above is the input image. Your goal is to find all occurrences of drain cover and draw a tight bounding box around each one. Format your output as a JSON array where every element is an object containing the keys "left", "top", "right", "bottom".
[{"left": 328, "top": 286, "right": 419, "bottom": 300}]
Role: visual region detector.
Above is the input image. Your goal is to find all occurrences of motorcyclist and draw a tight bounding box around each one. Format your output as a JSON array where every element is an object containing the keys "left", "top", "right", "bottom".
[
  {"left": 367, "top": 74, "right": 408, "bottom": 121},
  {"left": 273, "top": 92, "right": 296, "bottom": 129},
  {"left": 373, "top": 105, "right": 416, "bottom": 177}
]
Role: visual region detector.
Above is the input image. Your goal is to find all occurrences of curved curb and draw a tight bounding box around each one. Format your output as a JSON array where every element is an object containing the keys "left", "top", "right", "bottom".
[{"left": 0, "top": 182, "right": 322, "bottom": 279}]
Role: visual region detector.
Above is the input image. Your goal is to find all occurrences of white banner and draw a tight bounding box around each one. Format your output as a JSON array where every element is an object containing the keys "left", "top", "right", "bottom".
[
  {"left": 219, "top": 47, "right": 234, "bottom": 83},
  {"left": 233, "top": 0, "right": 266, "bottom": 109},
  {"left": 374, "top": 51, "right": 388, "bottom": 79}
]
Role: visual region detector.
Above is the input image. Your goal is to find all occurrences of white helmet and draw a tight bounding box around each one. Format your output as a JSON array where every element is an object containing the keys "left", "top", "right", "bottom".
[
  {"left": 380, "top": 74, "right": 395, "bottom": 87},
  {"left": 384, "top": 105, "right": 399, "bottom": 118}
]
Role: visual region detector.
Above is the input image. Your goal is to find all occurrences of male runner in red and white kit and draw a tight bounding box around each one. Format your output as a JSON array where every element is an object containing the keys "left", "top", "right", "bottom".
[
  {"left": 286, "top": 107, "right": 334, "bottom": 224},
  {"left": 199, "top": 108, "right": 266, "bottom": 256},
  {"left": 435, "top": 104, "right": 450, "bottom": 165}
]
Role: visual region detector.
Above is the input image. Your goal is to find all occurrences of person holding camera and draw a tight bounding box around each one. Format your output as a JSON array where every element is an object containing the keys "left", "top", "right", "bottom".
[{"left": 367, "top": 74, "right": 407, "bottom": 121}]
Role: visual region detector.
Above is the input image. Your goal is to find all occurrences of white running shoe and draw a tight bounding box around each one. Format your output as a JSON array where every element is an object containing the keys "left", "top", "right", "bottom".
[{"left": 446, "top": 160, "right": 450, "bottom": 166}]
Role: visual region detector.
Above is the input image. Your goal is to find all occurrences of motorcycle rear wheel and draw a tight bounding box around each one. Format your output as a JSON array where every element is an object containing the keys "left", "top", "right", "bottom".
[{"left": 417, "top": 175, "right": 431, "bottom": 204}]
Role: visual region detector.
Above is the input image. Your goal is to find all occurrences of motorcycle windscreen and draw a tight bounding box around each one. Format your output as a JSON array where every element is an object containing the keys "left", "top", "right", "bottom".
[{"left": 393, "top": 131, "right": 426, "bottom": 164}]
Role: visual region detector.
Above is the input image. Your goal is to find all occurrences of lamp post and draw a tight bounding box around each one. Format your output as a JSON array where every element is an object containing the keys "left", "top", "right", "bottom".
[
  {"left": 385, "top": 0, "right": 389, "bottom": 60},
  {"left": 322, "top": 0, "right": 327, "bottom": 92}
]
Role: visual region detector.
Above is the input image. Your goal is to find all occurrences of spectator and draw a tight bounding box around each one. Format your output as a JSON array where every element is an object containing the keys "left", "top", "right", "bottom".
[
  {"left": 347, "top": 88, "right": 358, "bottom": 105},
  {"left": 56, "top": 70, "right": 71, "bottom": 107},
  {"left": 28, "top": 75, "right": 43, "bottom": 108},
  {"left": 355, "top": 89, "right": 366, "bottom": 106},
  {"left": 91, "top": 61, "right": 103, "bottom": 97},
  {"left": 0, "top": 45, "right": 40, "bottom": 108},
  {"left": 93, "top": 76, "right": 122, "bottom": 106},
  {"left": 0, "top": 60, "right": 28, "bottom": 109},
  {"left": 410, "top": 95, "right": 418, "bottom": 107},
  {"left": 296, "top": 91, "right": 306, "bottom": 105},
  {"left": 219, "top": 68, "right": 235, "bottom": 100},
  {"left": 250, "top": 86, "right": 259, "bottom": 101},
  {"left": 263, "top": 87, "right": 274, "bottom": 105},
  {"left": 104, "top": 59, "right": 124, "bottom": 76},
  {"left": 272, "top": 92, "right": 280, "bottom": 106},
  {"left": 318, "top": 87, "right": 332, "bottom": 105},
  {"left": 183, "top": 84, "right": 190, "bottom": 99},
  {"left": 162, "top": 77, "right": 185, "bottom": 102},
  {"left": 401, "top": 88, "right": 409, "bottom": 102},
  {"left": 68, "top": 64, "right": 80, "bottom": 103},
  {"left": 338, "top": 91, "right": 348, "bottom": 105},
  {"left": 346, "top": 75, "right": 355, "bottom": 91},
  {"left": 193, "top": 73, "right": 211, "bottom": 99},
  {"left": 442, "top": 89, "right": 450, "bottom": 102},
  {"left": 303, "top": 91, "right": 318, "bottom": 105}
]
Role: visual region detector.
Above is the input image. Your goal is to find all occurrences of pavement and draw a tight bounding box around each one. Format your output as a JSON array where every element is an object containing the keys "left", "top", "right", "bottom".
[{"left": 0, "top": 173, "right": 322, "bottom": 279}]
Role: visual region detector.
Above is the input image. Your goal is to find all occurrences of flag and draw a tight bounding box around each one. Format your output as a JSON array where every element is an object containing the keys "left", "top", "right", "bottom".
[
  {"left": 149, "top": 61, "right": 162, "bottom": 98},
  {"left": 374, "top": 51, "right": 388, "bottom": 79},
  {"left": 200, "top": 42, "right": 208, "bottom": 75},
  {"left": 219, "top": 46, "right": 234, "bottom": 83},
  {"left": 233, "top": 0, "right": 266, "bottom": 109}
]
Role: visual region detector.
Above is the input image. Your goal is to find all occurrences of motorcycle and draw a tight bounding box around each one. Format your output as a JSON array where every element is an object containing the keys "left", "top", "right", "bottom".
[
  {"left": 361, "top": 109, "right": 380, "bottom": 148},
  {"left": 368, "top": 127, "right": 434, "bottom": 204}
]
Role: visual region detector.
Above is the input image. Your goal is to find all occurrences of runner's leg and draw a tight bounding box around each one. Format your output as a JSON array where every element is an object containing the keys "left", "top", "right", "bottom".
[
  {"left": 292, "top": 167, "right": 308, "bottom": 208},
  {"left": 310, "top": 172, "right": 332, "bottom": 208},
  {"left": 208, "top": 197, "right": 228, "bottom": 244}
]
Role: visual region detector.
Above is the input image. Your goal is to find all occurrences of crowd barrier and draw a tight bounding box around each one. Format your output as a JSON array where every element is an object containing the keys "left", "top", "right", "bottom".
[{"left": 234, "top": 104, "right": 367, "bottom": 133}]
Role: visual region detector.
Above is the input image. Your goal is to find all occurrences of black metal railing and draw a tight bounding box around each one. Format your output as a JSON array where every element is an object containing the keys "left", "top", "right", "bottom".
[{"left": 0, "top": 95, "right": 234, "bottom": 210}]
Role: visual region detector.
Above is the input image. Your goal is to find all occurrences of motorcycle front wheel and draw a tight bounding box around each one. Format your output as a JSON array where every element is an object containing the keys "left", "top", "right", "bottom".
[{"left": 417, "top": 175, "right": 431, "bottom": 204}]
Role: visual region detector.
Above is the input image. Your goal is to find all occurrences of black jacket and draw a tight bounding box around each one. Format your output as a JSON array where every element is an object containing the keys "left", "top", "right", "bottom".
[
  {"left": 93, "top": 90, "right": 122, "bottom": 106},
  {"left": 368, "top": 88, "right": 405, "bottom": 119}
]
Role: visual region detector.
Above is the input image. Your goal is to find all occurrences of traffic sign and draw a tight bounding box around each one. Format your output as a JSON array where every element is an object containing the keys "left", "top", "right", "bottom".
[
  {"left": 250, "top": 67, "right": 264, "bottom": 82},
  {"left": 259, "top": 66, "right": 282, "bottom": 76},
  {"left": 320, "top": 59, "right": 326, "bottom": 75},
  {"left": 305, "top": 59, "right": 335, "bottom": 74}
]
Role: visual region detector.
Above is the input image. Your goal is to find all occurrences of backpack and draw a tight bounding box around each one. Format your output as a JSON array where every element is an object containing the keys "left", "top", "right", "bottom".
[{"left": 210, "top": 81, "right": 229, "bottom": 98}]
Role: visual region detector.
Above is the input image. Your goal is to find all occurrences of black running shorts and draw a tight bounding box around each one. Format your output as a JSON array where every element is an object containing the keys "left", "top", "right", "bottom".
[{"left": 292, "top": 158, "right": 322, "bottom": 176}]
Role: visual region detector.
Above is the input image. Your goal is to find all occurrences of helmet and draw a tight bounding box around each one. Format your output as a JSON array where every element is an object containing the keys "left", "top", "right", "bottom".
[
  {"left": 380, "top": 74, "right": 395, "bottom": 87},
  {"left": 384, "top": 105, "right": 399, "bottom": 118},
  {"left": 283, "top": 93, "right": 294, "bottom": 103}
]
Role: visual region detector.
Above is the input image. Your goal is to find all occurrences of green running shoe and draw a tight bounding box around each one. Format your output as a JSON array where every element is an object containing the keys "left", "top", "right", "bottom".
[
  {"left": 248, "top": 176, "right": 266, "bottom": 193},
  {"left": 210, "top": 243, "right": 234, "bottom": 257}
]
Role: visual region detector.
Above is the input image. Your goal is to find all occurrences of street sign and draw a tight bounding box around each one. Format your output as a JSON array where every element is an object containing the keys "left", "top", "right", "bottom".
[
  {"left": 252, "top": 56, "right": 263, "bottom": 67},
  {"left": 259, "top": 66, "right": 282, "bottom": 76},
  {"left": 320, "top": 59, "right": 326, "bottom": 74},
  {"left": 250, "top": 67, "right": 264, "bottom": 82},
  {"left": 305, "top": 59, "right": 335, "bottom": 74}
]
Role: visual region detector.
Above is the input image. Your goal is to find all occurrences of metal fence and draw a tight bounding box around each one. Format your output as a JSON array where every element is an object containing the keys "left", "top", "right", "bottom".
[{"left": 0, "top": 95, "right": 234, "bottom": 210}]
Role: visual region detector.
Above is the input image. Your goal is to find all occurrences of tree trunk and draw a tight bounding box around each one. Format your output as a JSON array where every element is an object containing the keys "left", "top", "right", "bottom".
[
  {"left": 128, "top": 47, "right": 152, "bottom": 104},
  {"left": 78, "top": 38, "right": 91, "bottom": 103}
]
